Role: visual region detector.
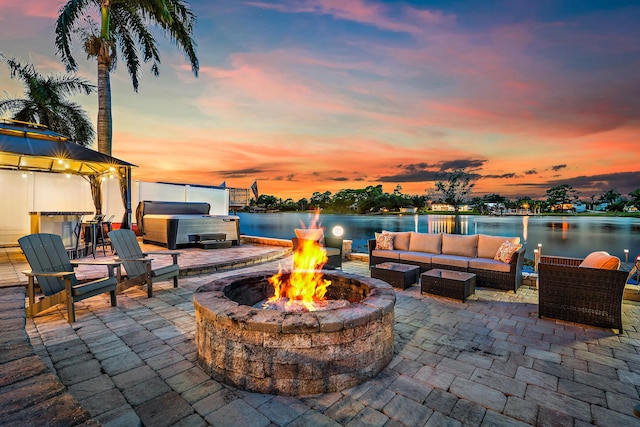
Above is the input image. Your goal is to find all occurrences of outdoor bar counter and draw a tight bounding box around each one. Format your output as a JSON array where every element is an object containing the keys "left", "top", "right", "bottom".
[{"left": 29, "top": 211, "right": 92, "bottom": 248}]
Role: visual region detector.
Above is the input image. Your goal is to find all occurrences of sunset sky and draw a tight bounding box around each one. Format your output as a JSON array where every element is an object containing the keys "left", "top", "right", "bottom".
[{"left": 1, "top": 0, "right": 639, "bottom": 201}]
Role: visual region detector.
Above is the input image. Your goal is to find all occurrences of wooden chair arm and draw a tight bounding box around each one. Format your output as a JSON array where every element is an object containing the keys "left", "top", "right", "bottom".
[
  {"left": 22, "top": 270, "right": 74, "bottom": 278},
  {"left": 115, "top": 257, "right": 153, "bottom": 264},
  {"left": 72, "top": 260, "right": 122, "bottom": 267},
  {"left": 143, "top": 251, "right": 181, "bottom": 256},
  {"left": 142, "top": 251, "right": 180, "bottom": 264}
]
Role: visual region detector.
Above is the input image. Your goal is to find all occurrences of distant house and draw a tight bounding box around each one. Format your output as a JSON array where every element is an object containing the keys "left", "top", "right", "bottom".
[
  {"left": 430, "top": 203, "right": 454, "bottom": 211},
  {"left": 430, "top": 203, "right": 471, "bottom": 212},
  {"left": 573, "top": 202, "right": 587, "bottom": 213},
  {"left": 400, "top": 206, "right": 417, "bottom": 214}
]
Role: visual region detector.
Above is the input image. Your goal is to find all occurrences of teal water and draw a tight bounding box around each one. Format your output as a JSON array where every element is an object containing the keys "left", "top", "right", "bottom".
[{"left": 238, "top": 212, "right": 640, "bottom": 262}]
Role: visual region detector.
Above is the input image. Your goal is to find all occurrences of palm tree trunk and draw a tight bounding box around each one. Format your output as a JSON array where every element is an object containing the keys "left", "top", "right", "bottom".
[{"left": 97, "top": 57, "right": 112, "bottom": 155}]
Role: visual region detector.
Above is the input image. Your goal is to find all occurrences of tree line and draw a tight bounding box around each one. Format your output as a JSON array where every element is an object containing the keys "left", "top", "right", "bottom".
[{"left": 250, "top": 171, "right": 640, "bottom": 215}]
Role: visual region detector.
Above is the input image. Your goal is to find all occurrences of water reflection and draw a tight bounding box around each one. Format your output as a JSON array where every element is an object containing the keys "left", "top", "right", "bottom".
[
  {"left": 426, "top": 215, "right": 469, "bottom": 234},
  {"left": 237, "top": 212, "right": 640, "bottom": 261}
]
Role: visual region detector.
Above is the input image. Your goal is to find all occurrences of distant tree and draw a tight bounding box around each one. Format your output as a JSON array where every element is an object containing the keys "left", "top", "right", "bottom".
[
  {"left": 517, "top": 197, "right": 535, "bottom": 213},
  {"left": 279, "top": 198, "right": 298, "bottom": 211},
  {"left": 545, "top": 184, "right": 578, "bottom": 212},
  {"left": 256, "top": 194, "right": 278, "bottom": 210},
  {"left": 330, "top": 189, "right": 359, "bottom": 212},
  {"left": 629, "top": 189, "right": 640, "bottom": 210},
  {"left": 297, "top": 198, "right": 309, "bottom": 211},
  {"left": 310, "top": 191, "right": 332, "bottom": 209},
  {"left": 434, "top": 169, "right": 476, "bottom": 213},
  {"left": 608, "top": 197, "right": 628, "bottom": 212},
  {"left": 356, "top": 185, "right": 384, "bottom": 213},
  {"left": 600, "top": 189, "right": 621, "bottom": 207},
  {"left": 482, "top": 193, "right": 508, "bottom": 203},
  {"left": 0, "top": 54, "right": 95, "bottom": 146}
]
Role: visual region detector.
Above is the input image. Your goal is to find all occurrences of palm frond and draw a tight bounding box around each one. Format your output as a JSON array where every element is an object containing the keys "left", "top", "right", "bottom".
[{"left": 56, "top": 0, "right": 97, "bottom": 72}]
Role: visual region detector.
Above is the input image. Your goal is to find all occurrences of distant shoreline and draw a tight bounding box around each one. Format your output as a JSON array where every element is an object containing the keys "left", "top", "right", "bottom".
[{"left": 244, "top": 210, "right": 640, "bottom": 219}]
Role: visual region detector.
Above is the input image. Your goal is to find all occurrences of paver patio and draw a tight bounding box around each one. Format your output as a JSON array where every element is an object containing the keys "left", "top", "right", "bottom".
[{"left": 1, "top": 242, "right": 640, "bottom": 426}]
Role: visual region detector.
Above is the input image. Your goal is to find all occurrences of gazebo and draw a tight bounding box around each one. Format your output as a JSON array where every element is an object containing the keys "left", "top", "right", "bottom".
[{"left": 0, "top": 119, "right": 136, "bottom": 229}]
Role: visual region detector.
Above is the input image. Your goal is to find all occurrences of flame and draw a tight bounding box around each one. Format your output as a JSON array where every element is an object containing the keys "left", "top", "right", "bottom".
[{"left": 267, "top": 215, "right": 332, "bottom": 311}]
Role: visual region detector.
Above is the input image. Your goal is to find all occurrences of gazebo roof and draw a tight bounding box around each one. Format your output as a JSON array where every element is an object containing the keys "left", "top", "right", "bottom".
[{"left": 0, "top": 119, "right": 135, "bottom": 175}]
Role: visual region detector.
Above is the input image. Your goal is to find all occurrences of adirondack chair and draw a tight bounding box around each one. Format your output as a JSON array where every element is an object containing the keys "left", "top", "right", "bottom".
[
  {"left": 18, "top": 233, "right": 121, "bottom": 323},
  {"left": 108, "top": 229, "right": 180, "bottom": 297}
]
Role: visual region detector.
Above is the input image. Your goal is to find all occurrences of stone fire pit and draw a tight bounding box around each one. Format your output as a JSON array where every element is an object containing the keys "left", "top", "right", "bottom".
[{"left": 193, "top": 270, "right": 395, "bottom": 396}]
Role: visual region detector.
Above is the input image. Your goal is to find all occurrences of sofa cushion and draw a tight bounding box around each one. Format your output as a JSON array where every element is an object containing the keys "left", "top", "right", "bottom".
[
  {"left": 494, "top": 241, "right": 523, "bottom": 263},
  {"left": 384, "top": 231, "right": 411, "bottom": 251},
  {"left": 441, "top": 234, "right": 478, "bottom": 258},
  {"left": 477, "top": 234, "right": 520, "bottom": 259},
  {"left": 409, "top": 232, "right": 441, "bottom": 254},
  {"left": 399, "top": 251, "right": 434, "bottom": 264},
  {"left": 469, "top": 258, "right": 512, "bottom": 273},
  {"left": 371, "top": 249, "right": 401, "bottom": 261},
  {"left": 431, "top": 254, "right": 470, "bottom": 269},
  {"left": 375, "top": 232, "right": 394, "bottom": 250},
  {"left": 579, "top": 251, "right": 620, "bottom": 270}
]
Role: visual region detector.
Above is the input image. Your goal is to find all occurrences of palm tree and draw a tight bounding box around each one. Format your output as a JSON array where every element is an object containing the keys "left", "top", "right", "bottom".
[
  {"left": 55, "top": 0, "right": 199, "bottom": 156},
  {"left": 0, "top": 54, "right": 95, "bottom": 146}
]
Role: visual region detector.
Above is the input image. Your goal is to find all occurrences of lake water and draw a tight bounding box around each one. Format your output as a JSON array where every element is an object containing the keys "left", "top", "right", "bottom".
[{"left": 237, "top": 212, "right": 640, "bottom": 262}]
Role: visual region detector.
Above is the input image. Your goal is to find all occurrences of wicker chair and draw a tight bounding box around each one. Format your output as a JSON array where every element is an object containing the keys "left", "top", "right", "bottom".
[{"left": 538, "top": 255, "right": 629, "bottom": 333}]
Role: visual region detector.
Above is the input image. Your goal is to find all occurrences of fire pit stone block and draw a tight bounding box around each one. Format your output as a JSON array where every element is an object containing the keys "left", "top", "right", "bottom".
[{"left": 194, "top": 270, "right": 395, "bottom": 395}]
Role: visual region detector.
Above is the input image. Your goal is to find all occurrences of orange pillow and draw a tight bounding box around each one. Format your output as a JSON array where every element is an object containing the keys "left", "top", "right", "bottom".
[
  {"left": 579, "top": 251, "right": 620, "bottom": 270},
  {"left": 494, "top": 240, "right": 522, "bottom": 263},
  {"left": 375, "top": 232, "right": 394, "bottom": 250}
]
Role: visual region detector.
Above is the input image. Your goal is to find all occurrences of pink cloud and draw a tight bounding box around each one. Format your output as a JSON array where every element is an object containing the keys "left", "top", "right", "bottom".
[
  {"left": 0, "top": 0, "right": 65, "bottom": 19},
  {"left": 245, "top": 0, "right": 453, "bottom": 35}
]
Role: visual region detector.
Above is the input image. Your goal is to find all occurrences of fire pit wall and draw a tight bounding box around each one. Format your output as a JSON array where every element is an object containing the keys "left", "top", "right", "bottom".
[{"left": 194, "top": 271, "right": 396, "bottom": 396}]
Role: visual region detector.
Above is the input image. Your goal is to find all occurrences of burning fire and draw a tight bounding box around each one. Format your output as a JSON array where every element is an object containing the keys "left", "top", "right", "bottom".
[{"left": 266, "top": 215, "right": 332, "bottom": 311}]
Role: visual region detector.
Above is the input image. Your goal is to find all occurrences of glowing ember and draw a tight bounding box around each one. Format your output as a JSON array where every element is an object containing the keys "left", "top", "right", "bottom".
[{"left": 265, "top": 216, "right": 333, "bottom": 311}]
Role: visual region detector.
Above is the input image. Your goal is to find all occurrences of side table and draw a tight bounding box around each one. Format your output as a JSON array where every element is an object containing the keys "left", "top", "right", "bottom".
[
  {"left": 371, "top": 262, "right": 420, "bottom": 289},
  {"left": 421, "top": 269, "right": 476, "bottom": 302}
]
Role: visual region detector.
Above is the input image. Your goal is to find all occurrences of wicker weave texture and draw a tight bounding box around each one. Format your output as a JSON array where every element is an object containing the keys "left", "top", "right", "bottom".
[
  {"left": 371, "top": 263, "right": 420, "bottom": 289},
  {"left": 421, "top": 269, "right": 476, "bottom": 302},
  {"left": 538, "top": 256, "right": 628, "bottom": 333}
]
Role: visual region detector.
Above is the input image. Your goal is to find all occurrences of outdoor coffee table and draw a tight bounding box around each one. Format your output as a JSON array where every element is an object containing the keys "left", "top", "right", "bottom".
[
  {"left": 421, "top": 269, "right": 476, "bottom": 302},
  {"left": 371, "top": 262, "right": 420, "bottom": 289}
]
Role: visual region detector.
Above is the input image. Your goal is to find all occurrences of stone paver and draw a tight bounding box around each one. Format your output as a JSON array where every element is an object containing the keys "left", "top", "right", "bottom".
[{"left": 1, "top": 241, "right": 640, "bottom": 426}]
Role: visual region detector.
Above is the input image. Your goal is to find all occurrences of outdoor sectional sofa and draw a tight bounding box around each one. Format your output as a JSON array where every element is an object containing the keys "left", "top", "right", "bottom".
[{"left": 368, "top": 232, "right": 526, "bottom": 292}]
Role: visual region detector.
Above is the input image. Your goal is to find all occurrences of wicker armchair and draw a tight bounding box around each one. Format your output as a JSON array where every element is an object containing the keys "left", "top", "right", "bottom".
[{"left": 538, "top": 255, "right": 629, "bottom": 333}]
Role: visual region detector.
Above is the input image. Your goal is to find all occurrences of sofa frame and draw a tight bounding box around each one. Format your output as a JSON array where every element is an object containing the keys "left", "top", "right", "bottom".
[{"left": 368, "top": 234, "right": 525, "bottom": 292}]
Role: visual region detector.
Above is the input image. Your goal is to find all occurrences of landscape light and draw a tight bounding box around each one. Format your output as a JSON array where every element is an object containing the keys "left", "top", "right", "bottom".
[
  {"left": 332, "top": 225, "right": 344, "bottom": 237},
  {"left": 624, "top": 249, "right": 629, "bottom": 263}
]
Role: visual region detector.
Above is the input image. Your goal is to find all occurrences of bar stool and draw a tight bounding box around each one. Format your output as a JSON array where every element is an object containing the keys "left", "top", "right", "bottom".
[
  {"left": 75, "top": 214, "right": 105, "bottom": 258},
  {"left": 100, "top": 215, "right": 115, "bottom": 253}
]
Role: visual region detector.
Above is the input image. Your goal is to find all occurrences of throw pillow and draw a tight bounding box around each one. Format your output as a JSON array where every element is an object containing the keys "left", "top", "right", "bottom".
[
  {"left": 383, "top": 230, "right": 411, "bottom": 251},
  {"left": 375, "top": 232, "right": 394, "bottom": 250},
  {"left": 579, "top": 251, "right": 620, "bottom": 270},
  {"left": 494, "top": 240, "right": 522, "bottom": 263}
]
